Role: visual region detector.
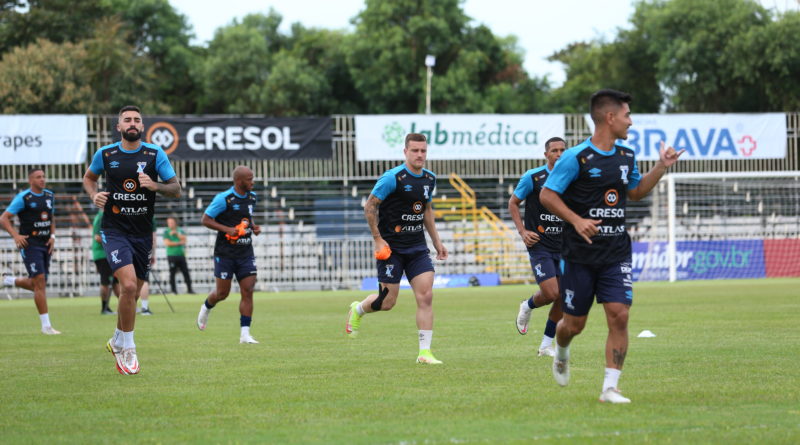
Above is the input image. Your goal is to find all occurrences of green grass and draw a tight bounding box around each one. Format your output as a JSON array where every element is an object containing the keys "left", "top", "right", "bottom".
[{"left": 1, "top": 279, "right": 799, "bottom": 444}]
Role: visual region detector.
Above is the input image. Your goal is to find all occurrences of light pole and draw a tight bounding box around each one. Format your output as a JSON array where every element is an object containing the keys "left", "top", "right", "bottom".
[{"left": 425, "top": 55, "right": 436, "bottom": 115}]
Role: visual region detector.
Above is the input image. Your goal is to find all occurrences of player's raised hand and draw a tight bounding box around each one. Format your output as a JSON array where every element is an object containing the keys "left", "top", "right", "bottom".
[
  {"left": 93, "top": 191, "right": 109, "bottom": 208},
  {"left": 659, "top": 140, "right": 685, "bottom": 168},
  {"left": 138, "top": 172, "right": 157, "bottom": 191},
  {"left": 574, "top": 218, "right": 602, "bottom": 244}
]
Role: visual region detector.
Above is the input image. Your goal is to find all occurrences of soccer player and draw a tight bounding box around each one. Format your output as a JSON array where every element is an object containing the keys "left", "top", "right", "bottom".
[
  {"left": 196, "top": 166, "right": 261, "bottom": 344},
  {"left": 510, "top": 137, "right": 566, "bottom": 357},
  {"left": 0, "top": 167, "right": 60, "bottom": 334},
  {"left": 92, "top": 210, "right": 119, "bottom": 315},
  {"left": 540, "top": 89, "right": 684, "bottom": 403},
  {"left": 83, "top": 105, "right": 181, "bottom": 375},
  {"left": 163, "top": 215, "right": 194, "bottom": 294},
  {"left": 345, "top": 133, "right": 448, "bottom": 364}
]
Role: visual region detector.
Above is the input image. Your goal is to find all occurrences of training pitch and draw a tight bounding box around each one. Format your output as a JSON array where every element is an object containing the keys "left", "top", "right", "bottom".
[{"left": 1, "top": 278, "right": 798, "bottom": 444}]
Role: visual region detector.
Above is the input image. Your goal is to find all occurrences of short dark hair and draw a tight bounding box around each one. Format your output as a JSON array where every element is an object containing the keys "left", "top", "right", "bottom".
[
  {"left": 118, "top": 105, "right": 141, "bottom": 116},
  {"left": 544, "top": 137, "right": 566, "bottom": 150},
  {"left": 28, "top": 166, "right": 44, "bottom": 176},
  {"left": 405, "top": 133, "right": 427, "bottom": 148},
  {"left": 590, "top": 89, "right": 632, "bottom": 124}
]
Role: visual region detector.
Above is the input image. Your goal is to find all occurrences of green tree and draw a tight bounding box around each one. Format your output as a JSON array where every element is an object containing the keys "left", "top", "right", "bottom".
[
  {"left": 0, "top": 38, "right": 93, "bottom": 113},
  {"left": 258, "top": 50, "right": 332, "bottom": 116}
]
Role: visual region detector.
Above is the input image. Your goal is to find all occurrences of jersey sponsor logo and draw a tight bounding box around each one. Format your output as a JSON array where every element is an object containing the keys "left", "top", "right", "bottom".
[
  {"left": 540, "top": 214, "right": 562, "bottom": 222},
  {"left": 589, "top": 207, "right": 625, "bottom": 218},
  {"left": 537, "top": 225, "right": 545, "bottom": 233},
  {"left": 40, "top": 212, "right": 48, "bottom": 221},
  {"left": 596, "top": 224, "right": 626, "bottom": 234},
  {"left": 112, "top": 193, "right": 146, "bottom": 201},
  {"left": 604, "top": 189, "right": 619, "bottom": 206},
  {"left": 564, "top": 289, "right": 575, "bottom": 310},
  {"left": 401, "top": 214, "right": 424, "bottom": 222},
  {"left": 619, "top": 165, "right": 629, "bottom": 184},
  {"left": 146, "top": 121, "right": 180, "bottom": 155},
  {"left": 123, "top": 179, "right": 138, "bottom": 193},
  {"left": 112, "top": 205, "right": 148, "bottom": 215},
  {"left": 588, "top": 167, "right": 602, "bottom": 178},
  {"left": 412, "top": 201, "right": 423, "bottom": 214},
  {"left": 109, "top": 161, "right": 120, "bottom": 168},
  {"left": 33, "top": 221, "right": 50, "bottom": 228}
]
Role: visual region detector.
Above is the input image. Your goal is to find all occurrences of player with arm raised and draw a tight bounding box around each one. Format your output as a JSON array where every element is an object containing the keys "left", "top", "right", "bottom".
[
  {"left": 83, "top": 105, "right": 181, "bottom": 375},
  {"left": 345, "top": 133, "right": 448, "bottom": 364},
  {"left": 540, "top": 89, "right": 683, "bottom": 403},
  {"left": 510, "top": 137, "right": 566, "bottom": 357}
]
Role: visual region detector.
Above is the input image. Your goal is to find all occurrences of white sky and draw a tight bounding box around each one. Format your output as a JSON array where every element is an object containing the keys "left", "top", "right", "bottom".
[{"left": 169, "top": 0, "right": 797, "bottom": 86}]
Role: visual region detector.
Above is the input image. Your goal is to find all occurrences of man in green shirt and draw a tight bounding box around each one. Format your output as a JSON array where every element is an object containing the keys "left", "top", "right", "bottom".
[
  {"left": 163, "top": 216, "right": 194, "bottom": 294},
  {"left": 92, "top": 210, "right": 119, "bottom": 314}
]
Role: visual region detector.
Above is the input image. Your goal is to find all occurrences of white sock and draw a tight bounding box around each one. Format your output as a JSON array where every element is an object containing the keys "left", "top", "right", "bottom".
[
  {"left": 3, "top": 275, "right": 16, "bottom": 286},
  {"left": 140, "top": 299, "right": 149, "bottom": 310},
  {"left": 122, "top": 331, "right": 135, "bottom": 349},
  {"left": 539, "top": 335, "right": 554, "bottom": 350},
  {"left": 241, "top": 326, "right": 250, "bottom": 338},
  {"left": 356, "top": 303, "right": 365, "bottom": 316},
  {"left": 39, "top": 313, "right": 51, "bottom": 329},
  {"left": 603, "top": 368, "right": 622, "bottom": 391},
  {"left": 113, "top": 328, "right": 124, "bottom": 348},
  {"left": 556, "top": 342, "right": 570, "bottom": 361},
  {"left": 418, "top": 330, "right": 433, "bottom": 351}
]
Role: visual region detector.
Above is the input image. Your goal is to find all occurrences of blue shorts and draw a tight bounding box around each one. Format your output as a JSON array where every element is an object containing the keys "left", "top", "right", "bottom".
[
  {"left": 560, "top": 259, "right": 633, "bottom": 317},
  {"left": 528, "top": 249, "right": 561, "bottom": 284},
  {"left": 20, "top": 244, "right": 50, "bottom": 278},
  {"left": 214, "top": 256, "right": 257, "bottom": 281},
  {"left": 377, "top": 248, "right": 434, "bottom": 284},
  {"left": 100, "top": 230, "right": 152, "bottom": 281}
]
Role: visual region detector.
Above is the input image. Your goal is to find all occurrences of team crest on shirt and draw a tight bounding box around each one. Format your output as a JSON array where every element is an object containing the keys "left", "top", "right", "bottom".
[
  {"left": 619, "top": 165, "right": 629, "bottom": 184},
  {"left": 45, "top": 199, "right": 51, "bottom": 209},
  {"left": 423, "top": 185, "right": 430, "bottom": 199},
  {"left": 248, "top": 205, "right": 253, "bottom": 215},
  {"left": 136, "top": 162, "right": 147, "bottom": 173}
]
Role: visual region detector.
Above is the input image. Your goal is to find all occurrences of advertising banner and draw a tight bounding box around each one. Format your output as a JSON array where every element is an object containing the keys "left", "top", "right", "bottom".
[
  {"left": 584, "top": 113, "right": 786, "bottom": 160},
  {"left": 0, "top": 115, "right": 87, "bottom": 165},
  {"left": 112, "top": 116, "right": 332, "bottom": 160},
  {"left": 632, "top": 240, "right": 766, "bottom": 281},
  {"left": 763, "top": 239, "right": 800, "bottom": 277},
  {"left": 360, "top": 273, "right": 500, "bottom": 290},
  {"left": 355, "top": 114, "right": 565, "bottom": 160}
]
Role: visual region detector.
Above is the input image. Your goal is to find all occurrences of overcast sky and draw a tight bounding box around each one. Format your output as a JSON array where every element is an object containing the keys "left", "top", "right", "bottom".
[{"left": 169, "top": 0, "right": 797, "bottom": 86}]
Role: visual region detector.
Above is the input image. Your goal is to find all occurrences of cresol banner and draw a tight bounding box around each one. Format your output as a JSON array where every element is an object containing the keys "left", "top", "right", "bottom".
[
  {"left": 632, "top": 240, "right": 766, "bottom": 281},
  {"left": 355, "top": 114, "right": 565, "bottom": 160},
  {"left": 111, "top": 116, "right": 332, "bottom": 160},
  {"left": 584, "top": 113, "right": 786, "bottom": 160},
  {"left": 0, "top": 115, "right": 87, "bottom": 165}
]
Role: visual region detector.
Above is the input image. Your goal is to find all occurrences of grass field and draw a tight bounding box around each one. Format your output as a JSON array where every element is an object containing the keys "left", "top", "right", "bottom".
[{"left": 1, "top": 278, "right": 799, "bottom": 444}]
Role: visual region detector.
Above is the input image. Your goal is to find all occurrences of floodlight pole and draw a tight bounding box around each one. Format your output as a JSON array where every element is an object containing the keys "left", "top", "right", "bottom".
[{"left": 425, "top": 55, "right": 436, "bottom": 115}]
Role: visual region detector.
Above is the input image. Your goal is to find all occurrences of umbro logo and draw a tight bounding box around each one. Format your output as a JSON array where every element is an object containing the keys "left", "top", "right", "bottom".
[
  {"left": 109, "top": 161, "right": 120, "bottom": 168},
  {"left": 589, "top": 168, "right": 602, "bottom": 178},
  {"left": 404, "top": 184, "right": 413, "bottom": 192}
]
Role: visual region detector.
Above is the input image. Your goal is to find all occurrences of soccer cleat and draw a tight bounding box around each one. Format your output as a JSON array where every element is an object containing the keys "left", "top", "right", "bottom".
[
  {"left": 538, "top": 345, "right": 555, "bottom": 357},
  {"left": 118, "top": 348, "right": 139, "bottom": 375},
  {"left": 516, "top": 300, "right": 531, "bottom": 335},
  {"left": 239, "top": 334, "right": 259, "bottom": 344},
  {"left": 2, "top": 273, "right": 15, "bottom": 287},
  {"left": 197, "top": 305, "right": 209, "bottom": 331},
  {"left": 552, "top": 355, "right": 570, "bottom": 386},
  {"left": 416, "top": 350, "right": 443, "bottom": 365},
  {"left": 140, "top": 308, "right": 153, "bottom": 315},
  {"left": 106, "top": 338, "right": 122, "bottom": 355},
  {"left": 41, "top": 326, "right": 61, "bottom": 335},
  {"left": 599, "top": 387, "right": 631, "bottom": 404},
  {"left": 345, "top": 301, "right": 362, "bottom": 338}
]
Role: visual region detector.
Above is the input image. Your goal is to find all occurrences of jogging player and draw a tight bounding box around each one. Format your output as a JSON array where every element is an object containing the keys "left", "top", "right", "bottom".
[
  {"left": 541, "top": 89, "right": 684, "bottom": 403},
  {"left": 345, "top": 133, "right": 448, "bottom": 365},
  {"left": 196, "top": 166, "right": 261, "bottom": 344},
  {"left": 1, "top": 167, "right": 60, "bottom": 334},
  {"left": 510, "top": 137, "right": 566, "bottom": 357},
  {"left": 83, "top": 105, "right": 181, "bottom": 375}
]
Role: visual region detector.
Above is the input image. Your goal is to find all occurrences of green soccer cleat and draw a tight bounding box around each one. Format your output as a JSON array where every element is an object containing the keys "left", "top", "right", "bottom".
[
  {"left": 416, "top": 349, "right": 443, "bottom": 365},
  {"left": 345, "top": 301, "right": 362, "bottom": 338}
]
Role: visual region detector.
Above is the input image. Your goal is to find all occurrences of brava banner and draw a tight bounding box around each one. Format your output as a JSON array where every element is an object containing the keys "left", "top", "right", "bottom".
[
  {"left": 0, "top": 115, "right": 87, "bottom": 165},
  {"left": 112, "top": 116, "right": 332, "bottom": 160},
  {"left": 584, "top": 113, "right": 786, "bottom": 160},
  {"left": 355, "top": 114, "right": 565, "bottom": 160}
]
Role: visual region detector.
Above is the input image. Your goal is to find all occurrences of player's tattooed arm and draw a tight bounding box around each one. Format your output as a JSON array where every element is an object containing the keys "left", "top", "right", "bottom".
[
  {"left": 139, "top": 175, "right": 182, "bottom": 198},
  {"left": 364, "top": 194, "right": 382, "bottom": 240}
]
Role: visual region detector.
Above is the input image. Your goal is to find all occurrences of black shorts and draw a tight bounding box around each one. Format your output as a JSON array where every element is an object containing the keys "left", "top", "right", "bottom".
[
  {"left": 214, "top": 256, "right": 257, "bottom": 282},
  {"left": 20, "top": 245, "right": 50, "bottom": 278},
  {"left": 376, "top": 247, "right": 434, "bottom": 284},
  {"left": 94, "top": 258, "right": 114, "bottom": 286},
  {"left": 560, "top": 259, "right": 633, "bottom": 317},
  {"left": 528, "top": 248, "right": 562, "bottom": 284},
  {"left": 100, "top": 229, "right": 152, "bottom": 281}
]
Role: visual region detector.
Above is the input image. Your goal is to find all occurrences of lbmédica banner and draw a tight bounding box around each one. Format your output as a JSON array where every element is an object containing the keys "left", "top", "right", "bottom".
[
  {"left": 0, "top": 115, "right": 87, "bottom": 165},
  {"left": 584, "top": 113, "right": 787, "bottom": 160},
  {"left": 355, "top": 114, "right": 565, "bottom": 160},
  {"left": 112, "top": 116, "right": 333, "bottom": 160}
]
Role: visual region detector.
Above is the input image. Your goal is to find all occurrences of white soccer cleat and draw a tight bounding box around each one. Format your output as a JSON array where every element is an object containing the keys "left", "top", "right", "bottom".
[
  {"left": 599, "top": 387, "right": 631, "bottom": 404},
  {"left": 552, "top": 355, "right": 570, "bottom": 386},
  {"left": 516, "top": 300, "right": 531, "bottom": 335},
  {"left": 197, "top": 305, "right": 209, "bottom": 331},
  {"left": 106, "top": 338, "right": 122, "bottom": 355},
  {"left": 538, "top": 345, "right": 555, "bottom": 357},
  {"left": 239, "top": 334, "right": 259, "bottom": 344},
  {"left": 118, "top": 348, "right": 140, "bottom": 375},
  {"left": 41, "top": 326, "right": 61, "bottom": 335}
]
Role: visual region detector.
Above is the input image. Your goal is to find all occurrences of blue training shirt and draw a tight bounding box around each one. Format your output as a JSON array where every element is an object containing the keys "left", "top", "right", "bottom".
[
  {"left": 370, "top": 164, "right": 436, "bottom": 251},
  {"left": 512, "top": 165, "right": 562, "bottom": 253}
]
